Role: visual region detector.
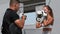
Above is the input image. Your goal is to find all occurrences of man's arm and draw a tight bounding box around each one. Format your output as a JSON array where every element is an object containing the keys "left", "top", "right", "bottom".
[{"left": 14, "top": 15, "right": 26, "bottom": 29}]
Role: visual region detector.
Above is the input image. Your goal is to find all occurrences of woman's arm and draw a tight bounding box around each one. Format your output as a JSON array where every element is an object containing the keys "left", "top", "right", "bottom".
[
  {"left": 43, "top": 14, "right": 54, "bottom": 26},
  {"left": 36, "top": 14, "right": 54, "bottom": 28}
]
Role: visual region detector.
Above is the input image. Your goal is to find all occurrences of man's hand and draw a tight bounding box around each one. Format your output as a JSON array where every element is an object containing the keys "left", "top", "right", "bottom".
[
  {"left": 21, "top": 15, "right": 27, "bottom": 20},
  {"left": 36, "top": 22, "right": 42, "bottom": 28}
]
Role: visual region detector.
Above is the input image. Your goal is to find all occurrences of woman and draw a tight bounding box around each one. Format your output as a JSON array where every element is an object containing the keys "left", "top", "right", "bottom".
[{"left": 36, "top": 5, "right": 54, "bottom": 34}]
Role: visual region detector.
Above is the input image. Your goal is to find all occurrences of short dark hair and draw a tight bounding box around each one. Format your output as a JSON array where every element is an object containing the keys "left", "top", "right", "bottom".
[{"left": 10, "top": 0, "right": 20, "bottom": 5}]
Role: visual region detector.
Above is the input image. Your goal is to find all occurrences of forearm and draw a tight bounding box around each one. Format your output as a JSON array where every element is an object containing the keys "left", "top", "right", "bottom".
[
  {"left": 43, "top": 18, "right": 54, "bottom": 26},
  {"left": 46, "top": 18, "right": 54, "bottom": 25},
  {"left": 15, "top": 19, "right": 25, "bottom": 29},
  {"left": 21, "top": 19, "right": 25, "bottom": 27}
]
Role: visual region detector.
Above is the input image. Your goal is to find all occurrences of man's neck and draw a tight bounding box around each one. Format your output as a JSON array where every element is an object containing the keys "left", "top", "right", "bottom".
[{"left": 9, "top": 6, "right": 15, "bottom": 11}]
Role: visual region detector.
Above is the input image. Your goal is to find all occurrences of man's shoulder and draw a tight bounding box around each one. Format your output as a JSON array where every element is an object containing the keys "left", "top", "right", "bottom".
[{"left": 5, "top": 8, "right": 15, "bottom": 15}]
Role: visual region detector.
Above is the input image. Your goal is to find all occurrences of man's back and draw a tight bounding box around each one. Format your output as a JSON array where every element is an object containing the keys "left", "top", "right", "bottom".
[{"left": 2, "top": 8, "right": 22, "bottom": 34}]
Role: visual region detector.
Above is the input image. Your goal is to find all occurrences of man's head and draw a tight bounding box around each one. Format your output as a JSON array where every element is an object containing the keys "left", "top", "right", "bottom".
[{"left": 10, "top": 0, "right": 20, "bottom": 11}]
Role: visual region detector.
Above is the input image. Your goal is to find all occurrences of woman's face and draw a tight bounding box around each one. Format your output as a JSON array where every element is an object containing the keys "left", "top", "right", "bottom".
[{"left": 43, "top": 7, "right": 49, "bottom": 13}]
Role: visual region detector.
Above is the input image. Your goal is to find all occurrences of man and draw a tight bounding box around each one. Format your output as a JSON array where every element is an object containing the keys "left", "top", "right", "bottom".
[{"left": 1, "top": 0, "right": 26, "bottom": 34}]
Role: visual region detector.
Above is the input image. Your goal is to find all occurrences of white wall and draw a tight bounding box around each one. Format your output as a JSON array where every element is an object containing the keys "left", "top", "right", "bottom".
[
  {"left": 49, "top": 0, "right": 60, "bottom": 34},
  {"left": 0, "top": 0, "right": 9, "bottom": 34}
]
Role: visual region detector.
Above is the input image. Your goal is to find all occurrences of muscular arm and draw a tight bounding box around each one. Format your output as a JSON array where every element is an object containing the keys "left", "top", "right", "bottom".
[
  {"left": 14, "top": 15, "right": 26, "bottom": 29},
  {"left": 15, "top": 19, "right": 25, "bottom": 29},
  {"left": 11, "top": 12, "right": 26, "bottom": 29}
]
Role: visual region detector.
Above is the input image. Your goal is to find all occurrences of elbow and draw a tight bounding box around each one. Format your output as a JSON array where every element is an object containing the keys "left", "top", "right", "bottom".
[
  {"left": 15, "top": 19, "right": 24, "bottom": 29},
  {"left": 15, "top": 22, "right": 24, "bottom": 29}
]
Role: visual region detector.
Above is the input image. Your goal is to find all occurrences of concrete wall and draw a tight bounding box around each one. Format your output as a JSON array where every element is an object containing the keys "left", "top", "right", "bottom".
[
  {"left": 49, "top": 0, "right": 60, "bottom": 34},
  {"left": 0, "top": 0, "right": 9, "bottom": 34}
]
